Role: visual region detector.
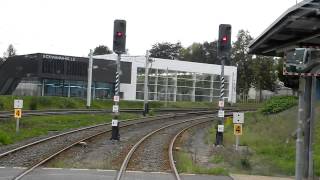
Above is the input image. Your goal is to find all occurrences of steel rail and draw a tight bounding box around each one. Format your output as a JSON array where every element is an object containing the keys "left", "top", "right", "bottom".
[
  {"left": 0, "top": 113, "right": 173, "bottom": 159},
  {"left": 168, "top": 112, "right": 234, "bottom": 180},
  {"left": 10, "top": 113, "right": 181, "bottom": 180},
  {"left": 115, "top": 115, "right": 214, "bottom": 180},
  {"left": 9, "top": 111, "right": 212, "bottom": 180}
]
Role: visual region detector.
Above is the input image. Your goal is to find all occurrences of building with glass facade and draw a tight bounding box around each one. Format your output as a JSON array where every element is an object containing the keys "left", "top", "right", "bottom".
[
  {"left": 94, "top": 54, "right": 237, "bottom": 103},
  {"left": 0, "top": 53, "right": 131, "bottom": 100},
  {"left": 0, "top": 53, "right": 237, "bottom": 102}
]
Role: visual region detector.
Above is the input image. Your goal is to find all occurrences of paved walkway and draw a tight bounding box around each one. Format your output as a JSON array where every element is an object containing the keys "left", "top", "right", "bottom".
[{"left": 231, "top": 174, "right": 295, "bottom": 180}]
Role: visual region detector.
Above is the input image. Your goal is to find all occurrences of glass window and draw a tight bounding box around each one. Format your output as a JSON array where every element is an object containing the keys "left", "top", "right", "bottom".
[
  {"left": 136, "top": 92, "right": 144, "bottom": 100},
  {"left": 95, "top": 82, "right": 113, "bottom": 99},
  {"left": 177, "top": 87, "right": 193, "bottom": 95}
]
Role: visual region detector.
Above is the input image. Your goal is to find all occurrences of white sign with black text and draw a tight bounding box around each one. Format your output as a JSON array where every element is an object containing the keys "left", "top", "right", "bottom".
[
  {"left": 218, "top": 110, "right": 224, "bottom": 118},
  {"left": 14, "top": 99, "right": 23, "bottom": 109},
  {"left": 111, "top": 119, "right": 118, "bottom": 127},
  {"left": 113, "top": 105, "right": 119, "bottom": 113},
  {"left": 218, "top": 125, "right": 224, "bottom": 132},
  {"left": 233, "top": 112, "right": 244, "bottom": 124}
]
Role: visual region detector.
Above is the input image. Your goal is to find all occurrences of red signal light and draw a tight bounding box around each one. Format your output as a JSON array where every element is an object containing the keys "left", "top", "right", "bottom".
[
  {"left": 222, "top": 36, "right": 227, "bottom": 42},
  {"left": 116, "top": 32, "right": 123, "bottom": 37}
]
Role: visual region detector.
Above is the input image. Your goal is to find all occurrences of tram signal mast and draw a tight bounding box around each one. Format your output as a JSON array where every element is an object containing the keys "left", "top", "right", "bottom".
[
  {"left": 111, "top": 20, "right": 126, "bottom": 141},
  {"left": 216, "top": 24, "right": 232, "bottom": 146}
]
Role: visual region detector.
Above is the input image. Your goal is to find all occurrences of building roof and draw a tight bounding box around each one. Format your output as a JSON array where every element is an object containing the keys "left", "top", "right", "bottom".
[{"left": 249, "top": 0, "right": 320, "bottom": 56}]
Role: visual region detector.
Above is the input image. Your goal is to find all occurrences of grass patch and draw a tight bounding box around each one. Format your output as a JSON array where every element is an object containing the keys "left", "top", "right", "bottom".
[
  {"left": 206, "top": 104, "right": 320, "bottom": 177},
  {"left": 209, "top": 154, "right": 224, "bottom": 164},
  {"left": 176, "top": 151, "right": 228, "bottom": 175},
  {"left": 0, "top": 113, "right": 139, "bottom": 145}
]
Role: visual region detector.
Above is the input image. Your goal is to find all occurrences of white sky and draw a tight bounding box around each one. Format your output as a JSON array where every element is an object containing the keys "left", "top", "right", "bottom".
[{"left": 0, "top": 0, "right": 303, "bottom": 57}]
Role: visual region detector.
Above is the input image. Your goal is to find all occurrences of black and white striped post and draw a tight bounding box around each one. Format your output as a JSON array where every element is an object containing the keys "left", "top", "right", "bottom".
[{"left": 111, "top": 53, "right": 121, "bottom": 141}]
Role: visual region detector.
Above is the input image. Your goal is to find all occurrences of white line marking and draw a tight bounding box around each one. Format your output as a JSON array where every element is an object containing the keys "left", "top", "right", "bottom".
[
  {"left": 42, "top": 168, "right": 63, "bottom": 170},
  {"left": 69, "top": 168, "right": 89, "bottom": 171},
  {"left": 96, "top": 169, "right": 117, "bottom": 172}
]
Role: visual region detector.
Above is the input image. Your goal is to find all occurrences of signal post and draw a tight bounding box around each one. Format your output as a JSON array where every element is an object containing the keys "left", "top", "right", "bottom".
[
  {"left": 111, "top": 20, "right": 126, "bottom": 141},
  {"left": 216, "top": 24, "right": 232, "bottom": 146}
]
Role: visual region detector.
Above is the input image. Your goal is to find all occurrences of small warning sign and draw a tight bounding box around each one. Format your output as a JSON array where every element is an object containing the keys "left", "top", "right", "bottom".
[
  {"left": 14, "top": 109, "right": 22, "bottom": 118},
  {"left": 234, "top": 124, "right": 242, "bottom": 135}
]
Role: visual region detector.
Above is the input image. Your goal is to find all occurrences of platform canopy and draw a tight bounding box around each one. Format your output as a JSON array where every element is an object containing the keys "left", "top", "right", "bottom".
[{"left": 249, "top": 0, "right": 320, "bottom": 56}]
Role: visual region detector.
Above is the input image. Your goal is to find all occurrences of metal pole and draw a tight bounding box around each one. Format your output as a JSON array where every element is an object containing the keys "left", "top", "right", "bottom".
[
  {"left": 16, "top": 118, "right": 19, "bottom": 133},
  {"left": 303, "top": 77, "right": 312, "bottom": 179},
  {"left": 235, "top": 135, "right": 239, "bottom": 151},
  {"left": 307, "top": 76, "right": 316, "bottom": 180},
  {"left": 143, "top": 51, "right": 150, "bottom": 116},
  {"left": 86, "top": 50, "right": 93, "bottom": 108},
  {"left": 295, "top": 77, "right": 305, "bottom": 180}
]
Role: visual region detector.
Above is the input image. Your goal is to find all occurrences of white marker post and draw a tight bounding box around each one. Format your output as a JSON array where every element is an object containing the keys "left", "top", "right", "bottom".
[
  {"left": 233, "top": 112, "right": 244, "bottom": 150},
  {"left": 14, "top": 100, "right": 23, "bottom": 133}
]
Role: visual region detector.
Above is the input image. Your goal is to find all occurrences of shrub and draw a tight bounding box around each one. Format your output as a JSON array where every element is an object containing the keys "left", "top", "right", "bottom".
[
  {"left": 240, "top": 157, "right": 251, "bottom": 170},
  {"left": 260, "top": 96, "right": 298, "bottom": 114},
  {"left": 0, "top": 130, "right": 12, "bottom": 145},
  {"left": 58, "top": 98, "right": 77, "bottom": 109},
  {"left": 37, "top": 97, "right": 53, "bottom": 107},
  {"left": 0, "top": 100, "right": 4, "bottom": 110},
  {"left": 29, "top": 97, "right": 38, "bottom": 110}
]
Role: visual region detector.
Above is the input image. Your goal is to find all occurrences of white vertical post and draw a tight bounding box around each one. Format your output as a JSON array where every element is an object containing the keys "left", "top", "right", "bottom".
[
  {"left": 173, "top": 71, "right": 177, "bottom": 102},
  {"left": 16, "top": 118, "right": 20, "bottom": 133},
  {"left": 165, "top": 68, "right": 169, "bottom": 107},
  {"left": 86, "top": 50, "right": 93, "bottom": 108},
  {"left": 143, "top": 51, "right": 150, "bottom": 115}
]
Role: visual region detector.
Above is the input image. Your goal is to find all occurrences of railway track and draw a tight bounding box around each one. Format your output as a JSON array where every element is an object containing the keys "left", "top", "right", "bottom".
[
  {"left": 115, "top": 115, "right": 216, "bottom": 180},
  {"left": 0, "top": 111, "right": 211, "bottom": 180},
  {"left": 0, "top": 108, "right": 212, "bottom": 119}
]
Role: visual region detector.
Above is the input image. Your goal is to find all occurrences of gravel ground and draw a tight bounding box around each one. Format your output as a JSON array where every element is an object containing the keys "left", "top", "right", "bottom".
[
  {"left": 0, "top": 124, "right": 111, "bottom": 167},
  {"left": 43, "top": 114, "right": 205, "bottom": 170},
  {"left": 126, "top": 118, "right": 213, "bottom": 172},
  {"left": 181, "top": 122, "right": 214, "bottom": 167},
  {"left": 0, "top": 114, "right": 176, "bottom": 167}
]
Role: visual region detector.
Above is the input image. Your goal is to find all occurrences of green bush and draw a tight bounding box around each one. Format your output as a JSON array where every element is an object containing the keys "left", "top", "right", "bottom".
[
  {"left": 0, "top": 130, "right": 12, "bottom": 145},
  {"left": 58, "top": 98, "right": 77, "bottom": 109},
  {"left": 0, "top": 100, "right": 4, "bottom": 110},
  {"left": 29, "top": 97, "right": 38, "bottom": 110},
  {"left": 37, "top": 96, "right": 53, "bottom": 107},
  {"left": 260, "top": 96, "right": 298, "bottom": 114}
]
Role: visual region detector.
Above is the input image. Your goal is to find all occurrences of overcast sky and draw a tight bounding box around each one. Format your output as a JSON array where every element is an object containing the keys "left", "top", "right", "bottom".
[{"left": 0, "top": 0, "right": 303, "bottom": 57}]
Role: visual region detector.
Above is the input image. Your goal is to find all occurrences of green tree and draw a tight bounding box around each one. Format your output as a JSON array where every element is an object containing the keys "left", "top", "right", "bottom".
[
  {"left": 93, "top": 45, "right": 112, "bottom": 55},
  {"left": 3, "top": 44, "right": 16, "bottom": 59},
  {"left": 252, "top": 56, "right": 277, "bottom": 101},
  {"left": 180, "top": 41, "right": 219, "bottom": 64},
  {"left": 231, "top": 30, "right": 254, "bottom": 95},
  {"left": 149, "top": 42, "right": 182, "bottom": 59}
]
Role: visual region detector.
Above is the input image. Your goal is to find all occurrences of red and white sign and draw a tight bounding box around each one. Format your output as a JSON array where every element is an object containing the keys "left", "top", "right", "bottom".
[
  {"left": 218, "top": 101, "right": 224, "bottom": 108},
  {"left": 113, "top": 96, "right": 120, "bottom": 102}
]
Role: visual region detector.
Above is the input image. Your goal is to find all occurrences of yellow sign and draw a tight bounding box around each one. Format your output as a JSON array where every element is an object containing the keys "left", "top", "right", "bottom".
[
  {"left": 14, "top": 109, "right": 22, "bottom": 118},
  {"left": 234, "top": 124, "right": 242, "bottom": 135}
]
